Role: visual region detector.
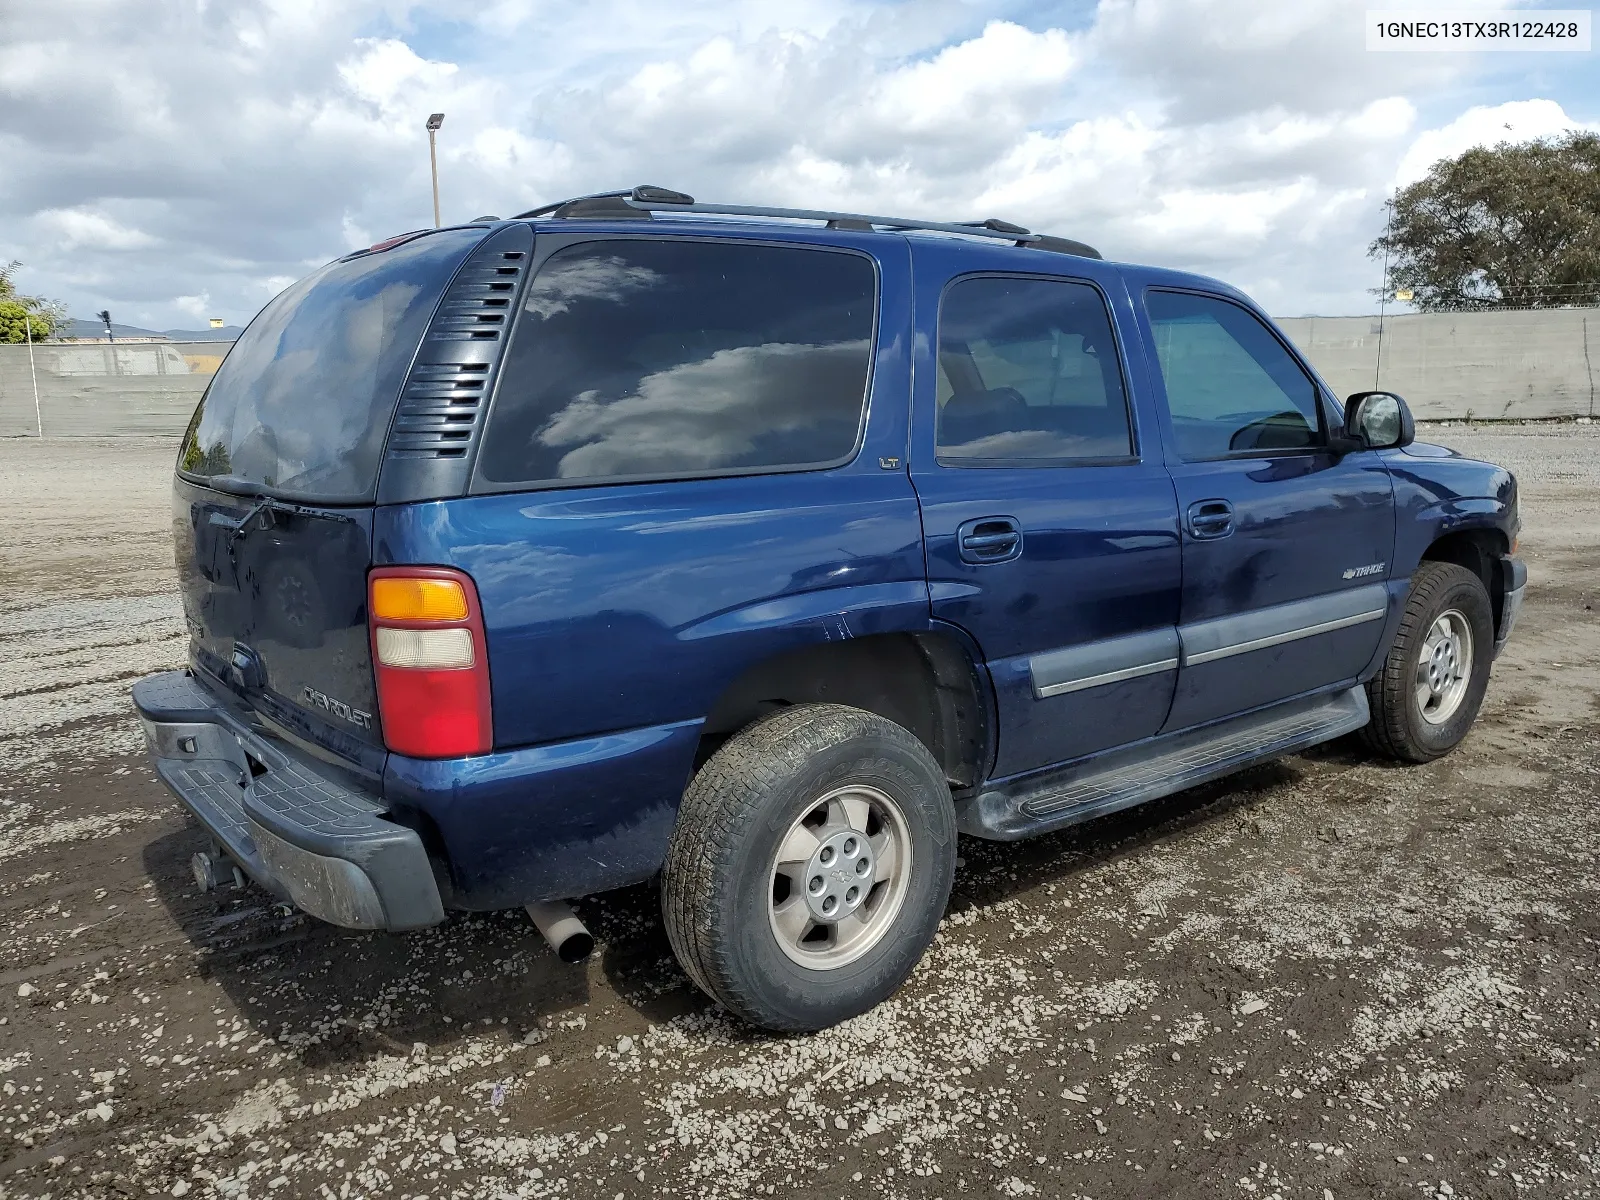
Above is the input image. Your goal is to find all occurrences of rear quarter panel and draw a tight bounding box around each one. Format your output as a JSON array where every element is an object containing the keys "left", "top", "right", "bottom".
[
  {"left": 372, "top": 234, "right": 933, "bottom": 905},
  {"left": 376, "top": 470, "right": 928, "bottom": 747}
]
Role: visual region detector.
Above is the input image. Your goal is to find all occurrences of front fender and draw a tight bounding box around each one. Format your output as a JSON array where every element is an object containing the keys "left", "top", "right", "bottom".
[{"left": 1382, "top": 446, "right": 1517, "bottom": 579}]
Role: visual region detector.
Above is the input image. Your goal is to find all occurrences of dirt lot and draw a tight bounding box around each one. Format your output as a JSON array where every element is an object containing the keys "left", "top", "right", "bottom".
[{"left": 0, "top": 424, "right": 1597, "bottom": 1200}]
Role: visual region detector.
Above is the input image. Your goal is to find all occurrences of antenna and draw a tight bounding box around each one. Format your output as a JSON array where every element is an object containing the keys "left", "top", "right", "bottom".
[{"left": 1374, "top": 194, "right": 1393, "bottom": 390}]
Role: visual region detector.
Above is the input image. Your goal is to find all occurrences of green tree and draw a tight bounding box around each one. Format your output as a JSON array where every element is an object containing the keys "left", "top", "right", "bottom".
[
  {"left": 0, "top": 261, "right": 64, "bottom": 343},
  {"left": 1370, "top": 131, "right": 1600, "bottom": 310}
]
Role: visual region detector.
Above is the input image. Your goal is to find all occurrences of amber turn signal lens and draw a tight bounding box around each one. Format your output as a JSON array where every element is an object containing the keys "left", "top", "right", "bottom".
[{"left": 371, "top": 576, "right": 469, "bottom": 622}]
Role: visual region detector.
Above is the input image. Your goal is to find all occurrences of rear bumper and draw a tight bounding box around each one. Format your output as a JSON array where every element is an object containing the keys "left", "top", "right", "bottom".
[
  {"left": 1495, "top": 555, "right": 1526, "bottom": 658},
  {"left": 132, "top": 671, "right": 445, "bottom": 932}
]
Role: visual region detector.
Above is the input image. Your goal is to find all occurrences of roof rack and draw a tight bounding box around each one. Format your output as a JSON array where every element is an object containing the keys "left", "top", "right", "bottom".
[{"left": 511, "top": 186, "right": 1102, "bottom": 260}]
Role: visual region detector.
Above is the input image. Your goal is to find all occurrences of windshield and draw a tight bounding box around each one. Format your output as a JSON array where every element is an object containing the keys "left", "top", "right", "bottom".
[{"left": 177, "top": 227, "right": 484, "bottom": 502}]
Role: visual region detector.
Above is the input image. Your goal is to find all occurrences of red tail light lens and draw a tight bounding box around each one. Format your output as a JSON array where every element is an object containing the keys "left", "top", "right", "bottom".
[{"left": 368, "top": 566, "right": 492, "bottom": 758}]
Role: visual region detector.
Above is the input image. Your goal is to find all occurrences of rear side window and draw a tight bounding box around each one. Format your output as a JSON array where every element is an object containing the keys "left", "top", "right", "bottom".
[
  {"left": 178, "top": 228, "right": 484, "bottom": 502},
  {"left": 936, "top": 276, "right": 1133, "bottom": 463},
  {"left": 477, "top": 239, "right": 876, "bottom": 488},
  {"left": 1144, "top": 290, "right": 1323, "bottom": 460}
]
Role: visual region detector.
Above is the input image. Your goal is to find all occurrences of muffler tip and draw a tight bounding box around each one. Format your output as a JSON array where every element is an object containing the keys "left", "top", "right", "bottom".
[
  {"left": 556, "top": 930, "right": 595, "bottom": 964},
  {"left": 525, "top": 900, "right": 594, "bottom": 964}
]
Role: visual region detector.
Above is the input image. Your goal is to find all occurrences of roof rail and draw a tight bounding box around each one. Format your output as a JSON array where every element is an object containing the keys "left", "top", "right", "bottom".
[{"left": 511, "top": 185, "right": 1102, "bottom": 259}]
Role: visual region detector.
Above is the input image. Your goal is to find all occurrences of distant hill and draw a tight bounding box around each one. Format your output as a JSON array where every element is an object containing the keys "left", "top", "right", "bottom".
[
  {"left": 56, "top": 317, "right": 242, "bottom": 342},
  {"left": 58, "top": 318, "right": 165, "bottom": 340}
]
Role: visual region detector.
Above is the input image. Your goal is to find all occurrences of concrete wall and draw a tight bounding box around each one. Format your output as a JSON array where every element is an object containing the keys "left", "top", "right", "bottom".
[
  {"left": 0, "top": 341, "right": 222, "bottom": 438},
  {"left": 1277, "top": 309, "right": 1600, "bottom": 421},
  {"left": 2, "top": 308, "right": 1597, "bottom": 436}
]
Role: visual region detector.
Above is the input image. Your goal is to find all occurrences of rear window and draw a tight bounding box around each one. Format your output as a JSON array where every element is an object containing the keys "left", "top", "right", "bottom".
[
  {"left": 936, "top": 276, "right": 1134, "bottom": 463},
  {"left": 177, "top": 228, "right": 484, "bottom": 502},
  {"left": 476, "top": 239, "right": 877, "bottom": 488}
]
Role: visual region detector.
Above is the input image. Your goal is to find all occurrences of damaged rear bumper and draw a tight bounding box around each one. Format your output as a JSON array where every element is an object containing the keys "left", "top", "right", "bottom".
[{"left": 132, "top": 671, "right": 445, "bottom": 932}]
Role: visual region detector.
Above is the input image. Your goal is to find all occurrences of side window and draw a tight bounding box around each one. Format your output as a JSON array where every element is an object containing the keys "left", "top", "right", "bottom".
[
  {"left": 477, "top": 240, "right": 876, "bottom": 487},
  {"left": 935, "top": 276, "right": 1134, "bottom": 464},
  {"left": 1144, "top": 290, "right": 1323, "bottom": 460}
]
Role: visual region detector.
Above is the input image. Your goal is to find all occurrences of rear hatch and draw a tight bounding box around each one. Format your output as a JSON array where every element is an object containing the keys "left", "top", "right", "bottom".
[{"left": 171, "top": 226, "right": 487, "bottom": 773}]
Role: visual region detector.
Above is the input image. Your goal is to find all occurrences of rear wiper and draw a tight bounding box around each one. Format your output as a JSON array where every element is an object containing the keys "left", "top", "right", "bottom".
[{"left": 224, "top": 495, "right": 358, "bottom": 555}]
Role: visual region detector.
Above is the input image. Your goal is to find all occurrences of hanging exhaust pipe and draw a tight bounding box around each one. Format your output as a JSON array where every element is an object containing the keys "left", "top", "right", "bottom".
[{"left": 525, "top": 901, "right": 594, "bottom": 964}]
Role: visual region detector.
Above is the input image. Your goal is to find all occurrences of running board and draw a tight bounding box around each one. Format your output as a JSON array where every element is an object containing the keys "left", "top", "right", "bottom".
[{"left": 957, "top": 686, "right": 1369, "bottom": 841}]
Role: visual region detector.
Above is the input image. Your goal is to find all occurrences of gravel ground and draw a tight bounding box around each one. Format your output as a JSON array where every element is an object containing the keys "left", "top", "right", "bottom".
[{"left": 0, "top": 424, "right": 1597, "bottom": 1200}]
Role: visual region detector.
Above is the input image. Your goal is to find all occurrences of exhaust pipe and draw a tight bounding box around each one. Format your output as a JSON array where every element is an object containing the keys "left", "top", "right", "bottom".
[{"left": 525, "top": 900, "right": 594, "bottom": 964}]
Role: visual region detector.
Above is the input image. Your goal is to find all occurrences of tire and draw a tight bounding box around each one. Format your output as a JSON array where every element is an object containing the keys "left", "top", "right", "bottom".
[
  {"left": 1362, "top": 561, "right": 1495, "bottom": 763},
  {"left": 660, "top": 703, "right": 957, "bottom": 1032}
]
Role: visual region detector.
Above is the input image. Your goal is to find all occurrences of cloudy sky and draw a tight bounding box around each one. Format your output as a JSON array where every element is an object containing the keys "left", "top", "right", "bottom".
[{"left": 1, "top": 0, "right": 1595, "bottom": 328}]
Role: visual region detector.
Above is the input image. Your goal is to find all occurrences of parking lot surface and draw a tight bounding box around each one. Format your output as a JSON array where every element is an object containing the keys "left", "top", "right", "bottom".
[{"left": 1, "top": 423, "right": 1598, "bottom": 1200}]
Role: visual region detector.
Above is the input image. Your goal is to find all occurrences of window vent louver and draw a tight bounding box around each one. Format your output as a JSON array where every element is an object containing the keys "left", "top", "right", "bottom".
[{"left": 386, "top": 230, "right": 531, "bottom": 464}]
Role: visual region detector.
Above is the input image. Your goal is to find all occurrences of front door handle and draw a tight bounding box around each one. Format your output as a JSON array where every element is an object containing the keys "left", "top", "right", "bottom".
[
  {"left": 958, "top": 516, "right": 1023, "bottom": 564},
  {"left": 1186, "top": 499, "right": 1235, "bottom": 539}
]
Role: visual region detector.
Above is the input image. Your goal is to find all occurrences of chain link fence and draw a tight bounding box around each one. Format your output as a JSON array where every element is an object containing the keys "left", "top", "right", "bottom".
[{"left": 2, "top": 306, "right": 1597, "bottom": 437}]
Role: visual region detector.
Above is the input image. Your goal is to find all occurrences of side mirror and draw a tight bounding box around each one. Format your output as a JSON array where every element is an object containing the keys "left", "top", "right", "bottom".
[{"left": 1343, "top": 390, "right": 1414, "bottom": 450}]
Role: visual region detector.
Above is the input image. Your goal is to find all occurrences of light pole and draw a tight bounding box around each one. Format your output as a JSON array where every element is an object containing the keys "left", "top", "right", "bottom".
[
  {"left": 426, "top": 113, "right": 445, "bottom": 228},
  {"left": 24, "top": 311, "right": 42, "bottom": 438},
  {"left": 97, "top": 309, "right": 118, "bottom": 377}
]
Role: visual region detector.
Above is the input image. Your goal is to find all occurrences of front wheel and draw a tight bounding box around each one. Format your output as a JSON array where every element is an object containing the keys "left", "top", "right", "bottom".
[
  {"left": 1362, "top": 561, "right": 1494, "bottom": 762},
  {"left": 660, "top": 704, "right": 956, "bottom": 1032}
]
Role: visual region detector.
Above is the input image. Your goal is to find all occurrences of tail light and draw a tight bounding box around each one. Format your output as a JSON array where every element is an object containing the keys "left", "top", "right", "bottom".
[{"left": 368, "top": 567, "right": 492, "bottom": 758}]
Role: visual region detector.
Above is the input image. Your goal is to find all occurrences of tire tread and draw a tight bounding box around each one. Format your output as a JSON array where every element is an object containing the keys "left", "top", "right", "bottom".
[
  {"left": 660, "top": 704, "right": 947, "bottom": 1030},
  {"left": 1361, "top": 560, "right": 1489, "bottom": 762}
]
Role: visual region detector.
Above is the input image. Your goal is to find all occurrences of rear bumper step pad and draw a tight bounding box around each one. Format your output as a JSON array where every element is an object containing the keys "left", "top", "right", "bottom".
[{"left": 133, "top": 671, "right": 445, "bottom": 931}]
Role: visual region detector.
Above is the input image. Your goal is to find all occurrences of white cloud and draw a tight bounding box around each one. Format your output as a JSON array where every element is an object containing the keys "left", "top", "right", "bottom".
[
  {"left": 173, "top": 292, "right": 213, "bottom": 321},
  {"left": 338, "top": 37, "right": 459, "bottom": 114},
  {"left": 34, "top": 208, "right": 158, "bottom": 251},
  {"left": 870, "top": 21, "right": 1074, "bottom": 134},
  {"left": 1395, "top": 99, "right": 1600, "bottom": 186},
  {"left": 0, "top": 0, "right": 1593, "bottom": 327},
  {"left": 339, "top": 214, "right": 373, "bottom": 251}
]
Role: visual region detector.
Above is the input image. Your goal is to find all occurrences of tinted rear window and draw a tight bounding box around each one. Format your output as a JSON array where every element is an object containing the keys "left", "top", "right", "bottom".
[
  {"left": 476, "top": 239, "right": 876, "bottom": 488},
  {"left": 178, "top": 228, "right": 484, "bottom": 502},
  {"left": 936, "top": 276, "right": 1134, "bottom": 463}
]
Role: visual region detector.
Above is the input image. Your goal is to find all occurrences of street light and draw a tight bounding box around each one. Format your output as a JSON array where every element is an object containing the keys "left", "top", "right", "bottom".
[{"left": 426, "top": 113, "right": 445, "bottom": 228}]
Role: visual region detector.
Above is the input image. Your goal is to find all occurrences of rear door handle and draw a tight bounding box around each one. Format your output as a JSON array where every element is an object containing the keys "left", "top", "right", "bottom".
[
  {"left": 958, "top": 516, "right": 1023, "bottom": 564},
  {"left": 1186, "top": 499, "right": 1235, "bottom": 539}
]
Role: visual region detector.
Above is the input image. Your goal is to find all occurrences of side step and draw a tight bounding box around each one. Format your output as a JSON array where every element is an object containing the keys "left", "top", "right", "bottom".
[{"left": 957, "top": 686, "right": 1369, "bottom": 841}]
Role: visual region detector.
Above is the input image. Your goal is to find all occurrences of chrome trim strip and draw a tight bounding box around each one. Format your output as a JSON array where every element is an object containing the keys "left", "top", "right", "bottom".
[
  {"left": 1026, "top": 585, "right": 1392, "bottom": 699},
  {"left": 1036, "top": 656, "right": 1179, "bottom": 698},
  {"left": 1029, "top": 627, "right": 1180, "bottom": 700},
  {"left": 1183, "top": 608, "right": 1387, "bottom": 665},
  {"left": 1178, "top": 582, "right": 1389, "bottom": 667}
]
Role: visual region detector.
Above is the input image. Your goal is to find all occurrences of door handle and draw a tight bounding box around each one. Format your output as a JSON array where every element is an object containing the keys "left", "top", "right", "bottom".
[
  {"left": 962, "top": 533, "right": 1018, "bottom": 550},
  {"left": 957, "top": 517, "right": 1023, "bottom": 564},
  {"left": 1186, "top": 499, "right": 1235, "bottom": 539}
]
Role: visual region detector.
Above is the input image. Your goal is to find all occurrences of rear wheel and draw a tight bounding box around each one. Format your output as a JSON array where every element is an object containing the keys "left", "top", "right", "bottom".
[
  {"left": 661, "top": 703, "right": 956, "bottom": 1031},
  {"left": 1362, "top": 561, "right": 1494, "bottom": 762}
]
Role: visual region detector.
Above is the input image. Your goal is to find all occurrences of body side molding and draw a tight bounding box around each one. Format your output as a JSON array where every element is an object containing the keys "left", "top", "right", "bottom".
[
  {"left": 1178, "top": 583, "right": 1388, "bottom": 667},
  {"left": 1028, "top": 627, "right": 1180, "bottom": 699},
  {"left": 1023, "top": 584, "right": 1389, "bottom": 704}
]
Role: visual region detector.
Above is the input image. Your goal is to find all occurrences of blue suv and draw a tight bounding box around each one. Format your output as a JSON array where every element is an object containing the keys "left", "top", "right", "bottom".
[{"left": 134, "top": 186, "right": 1525, "bottom": 1031}]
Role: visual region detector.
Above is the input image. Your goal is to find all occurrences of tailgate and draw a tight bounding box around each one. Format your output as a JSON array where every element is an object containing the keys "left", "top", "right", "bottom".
[{"left": 173, "top": 477, "right": 382, "bottom": 772}]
